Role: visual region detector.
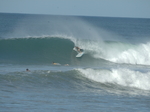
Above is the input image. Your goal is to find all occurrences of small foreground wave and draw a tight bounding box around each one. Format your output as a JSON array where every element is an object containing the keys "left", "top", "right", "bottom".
[
  {"left": 77, "top": 68, "right": 150, "bottom": 91},
  {"left": 1, "top": 67, "right": 150, "bottom": 96}
]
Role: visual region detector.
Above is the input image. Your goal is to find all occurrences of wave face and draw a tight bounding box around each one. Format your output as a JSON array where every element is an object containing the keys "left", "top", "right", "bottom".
[
  {"left": 1, "top": 36, "right": 150, "bottom": 66},
  {"left": 0, "top": 36, "right": 75, "bottom": 64}
]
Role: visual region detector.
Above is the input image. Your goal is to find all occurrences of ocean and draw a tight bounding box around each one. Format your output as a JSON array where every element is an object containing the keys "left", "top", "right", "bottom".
[{"left": 0, "top": 13, "right": 150, "bottom": 112}]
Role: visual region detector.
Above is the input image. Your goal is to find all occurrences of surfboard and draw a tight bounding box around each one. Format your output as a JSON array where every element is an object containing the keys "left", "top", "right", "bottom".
[{"left": 76, "top": 52, "right": 84, "bottom": 57}]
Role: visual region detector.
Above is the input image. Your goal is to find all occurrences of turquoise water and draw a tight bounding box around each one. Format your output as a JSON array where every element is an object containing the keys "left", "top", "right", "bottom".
[{"left": 0, "top": 13, "right": 150, "bottom": 112}]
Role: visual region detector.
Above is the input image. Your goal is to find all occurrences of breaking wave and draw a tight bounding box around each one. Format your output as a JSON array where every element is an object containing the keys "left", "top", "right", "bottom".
[{"left": 1, "top": 35, "right": 150, "bottom": 66}]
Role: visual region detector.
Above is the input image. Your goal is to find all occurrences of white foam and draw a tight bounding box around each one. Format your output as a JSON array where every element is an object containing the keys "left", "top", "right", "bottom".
[
  {"left": 77, "top": 68, "right": 150, "bottom": 90},
  {"left": 108, "top": 42, "right": 150, "bottom": 65},
  {"left": 78, "top": 40, "right": 150, "bottom": 65}
]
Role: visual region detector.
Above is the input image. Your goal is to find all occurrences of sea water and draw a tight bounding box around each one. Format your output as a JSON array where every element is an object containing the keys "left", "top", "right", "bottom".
[{"left": 0, "top": 13, "right": 150, "bottom": 112}]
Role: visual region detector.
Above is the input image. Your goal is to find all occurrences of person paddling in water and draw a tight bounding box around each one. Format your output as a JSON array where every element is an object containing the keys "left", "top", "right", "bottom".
[
  {"left": 26, "top": 68, "right": 30, "bottom": 72},
  {"left": 52, "top": 62, "right": 61, "bottom": 65}
]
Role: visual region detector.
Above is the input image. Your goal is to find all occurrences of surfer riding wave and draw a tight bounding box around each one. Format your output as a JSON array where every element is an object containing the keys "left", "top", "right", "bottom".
[
  {"left": 73, "top": 46, "right": 84, "bottom": 57},
  {"left": 74, "top": 46, "right": 84, "bottom": 53}
]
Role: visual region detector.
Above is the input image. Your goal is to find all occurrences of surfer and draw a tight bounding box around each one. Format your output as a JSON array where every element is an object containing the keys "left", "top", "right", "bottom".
[
  {"left": 52, "top": 62, "right": 69, "bottom": 66},
  {"left": 26, "top": 68, "right": 30, "bottom": 72},
  {"left": 75, "top": 46, "right": 83, "bottom": 53},
  {"left": 52, "top": 62, "right": 61, "bottom": 65},
  {"left": 73, "top": 46, "right": 84, "bottom": 57},
  {"left": 64, "top": 64, "right": 69, "bottom": 66}
]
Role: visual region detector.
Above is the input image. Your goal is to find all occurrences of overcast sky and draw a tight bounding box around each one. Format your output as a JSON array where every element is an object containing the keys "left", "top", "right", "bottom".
[{"left": 0, "top": 0, "right": 150, "bottom": 18}]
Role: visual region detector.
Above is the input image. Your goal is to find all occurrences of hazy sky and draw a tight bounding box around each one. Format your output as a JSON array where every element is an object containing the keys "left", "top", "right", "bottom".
[{"left": 0, "top": 0, "right": 150, "bottom": 18}]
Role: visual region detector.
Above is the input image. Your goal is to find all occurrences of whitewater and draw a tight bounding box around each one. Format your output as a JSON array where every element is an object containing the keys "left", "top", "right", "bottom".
[{"left": 1, "top": 13, "right": 150, "bottom": 112}]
